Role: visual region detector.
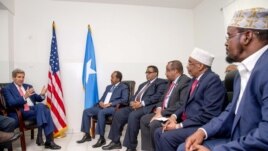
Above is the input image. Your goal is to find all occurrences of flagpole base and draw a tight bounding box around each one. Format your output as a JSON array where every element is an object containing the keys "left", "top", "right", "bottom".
[{"left": 54, "top": 133, "right": 66, "bottom": 139}]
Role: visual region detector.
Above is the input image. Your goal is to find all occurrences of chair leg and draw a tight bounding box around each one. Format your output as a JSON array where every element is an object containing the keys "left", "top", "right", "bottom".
[
  {"left": 7, "top": 144, "right": 13, "bottom": 151},
  {"left": 19, "top": 131, "right": 26, "bottom": 151},
  {"left": 31, "top": 129, "right": 34, "bottom": 139},
  {"left": 90, "top": 119, "right": 96, "bottom": 139}
]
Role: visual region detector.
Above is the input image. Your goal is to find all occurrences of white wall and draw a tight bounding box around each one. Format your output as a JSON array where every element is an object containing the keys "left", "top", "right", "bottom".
[
  {"left": 193, "top": 0, "right": 228, "bottom": 79},
  {"left": 0, "top": 9, "right": 13, "bottom": 82},
  {"left": 0, "top": 10, "right": 9, "bottom": 82},
  {"left": 13, "top": 0, "right": 194, "bottom": 133}
]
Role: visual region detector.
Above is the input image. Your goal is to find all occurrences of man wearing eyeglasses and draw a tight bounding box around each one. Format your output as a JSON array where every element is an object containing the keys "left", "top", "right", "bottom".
[
  {"left": 102, "top": 65, "right": 167, "bottom": 151},
  {"left": 178, "top": 7, "right": 268, "bottom": 151},
  {"left": 154, "top": 48, "right": 226, "bottom": 151},
  {"left": 140, "top": 60, "right": 191, "bottom": 151}
]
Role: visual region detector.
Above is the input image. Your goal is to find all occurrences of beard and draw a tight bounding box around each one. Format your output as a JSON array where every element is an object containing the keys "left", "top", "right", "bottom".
[{"left": 225, "top": 55, "right": 236, "bottom": 63}]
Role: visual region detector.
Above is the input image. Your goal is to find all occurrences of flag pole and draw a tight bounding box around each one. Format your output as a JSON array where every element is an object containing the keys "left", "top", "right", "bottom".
[
  {"left": 88, "top": 24, "right": 91, "bottom": 33},
  {"left": 48, "top": 21, "right": 68, "bottom": 139}
]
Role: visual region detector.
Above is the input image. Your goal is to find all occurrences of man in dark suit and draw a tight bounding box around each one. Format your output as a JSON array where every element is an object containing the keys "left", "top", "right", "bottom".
[
  {"left": 140, "top": 60, "right": 190, "bottom": 151},
  {"left": 154, "top": 48, "right": 226, "bottom": 151},
  {"left": 179, "top": 8, "right": 268, "bottom": 151},
  {"left": 2, "top": 69, "right": 61, "bottom": 149},
  {"left": 77, "top": 71, "right": 129, "bottom": 148},
  {"left": 102, "top": 65, "right": 167, "bottom": 151}
]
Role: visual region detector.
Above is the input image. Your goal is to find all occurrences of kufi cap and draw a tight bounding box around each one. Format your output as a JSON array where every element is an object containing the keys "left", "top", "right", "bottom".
[
  {"left": 229, "top": 7, "right": 268, "bottom": 30},
  {"left": 190, "top": 48, "right": 214, "bottom": 66}
]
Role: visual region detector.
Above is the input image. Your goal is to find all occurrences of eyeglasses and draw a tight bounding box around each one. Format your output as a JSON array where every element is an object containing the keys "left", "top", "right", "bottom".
[
  {"left": 145, "top": 71, "right": 155, "bottom": 74},
  {"left": 225, "top": 32, "right": 245, "bottom": 41}
]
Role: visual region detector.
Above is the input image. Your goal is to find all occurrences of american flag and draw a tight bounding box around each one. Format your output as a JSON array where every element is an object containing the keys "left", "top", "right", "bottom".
[{"left": 47, "top": 22, "right": 67, "bottom": 137}]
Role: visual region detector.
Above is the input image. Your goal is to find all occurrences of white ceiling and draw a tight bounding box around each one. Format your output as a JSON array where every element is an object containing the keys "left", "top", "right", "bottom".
[{"left": 55, "top": 0, "right": 203, "bottom": 9}]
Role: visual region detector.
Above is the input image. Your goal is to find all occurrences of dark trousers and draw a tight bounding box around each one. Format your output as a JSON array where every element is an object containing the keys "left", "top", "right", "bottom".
[
  {"left": 177, "top": 138, "right": 229, "bottom": 151},
  {"left": 21, "top": 103, "right": 54, "bottom": 140},
  {"left": 154, "top": 127, "right": 198, "bottom": 151},
  {"left": 122, "top": 107, "right": 148, "bottom": 149},
  {"left": 140, "top": 113, "right": 163, "bottom": 151},
  {"left": 81, "top": 106, "right": 115, "bottom": 136},
  {"left": 108, "top": 106, "right": 146, "bottom": 148},
  {"left": 0, "top": 115, "right": 16, "bottom": 132}
]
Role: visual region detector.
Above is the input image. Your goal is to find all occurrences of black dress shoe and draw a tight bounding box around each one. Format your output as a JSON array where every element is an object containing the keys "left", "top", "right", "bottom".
[
  {"left": 126, "top": 148, "right": 137, "bottom": 151},
  {"left": 44, "top": 141, "right": 61, "bottom": 150},
  {"left": 92, "top": 138, "right": 106, "bottom": 148},
  {"left": 102, "top": 141, "right": 122, "bottom": 150},
  {"left": 76, "top": 135, "right": 91, "bottom": 144},
  {"left": 36, "top": 136, "right": 44, "bottom": 146}
]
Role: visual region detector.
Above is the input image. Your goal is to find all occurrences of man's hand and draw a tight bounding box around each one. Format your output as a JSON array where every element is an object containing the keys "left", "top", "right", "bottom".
[
  {"left": 185, "top": 129, "right": 206, "bottom": 151},
  {"left": 103, "top": 103, "right": 112, "bottom": 108},
  {"left": 99, "top": 101, "right": 105, "bottom": 108},
  {"left": 150, "top": 112, "right": 162, "bottom": 123},
  {"left": 162, "top": 116, "right": 177, "bottom": 131},
  {"left": 190, "top": 144, "right": 210, "bottom": 151},
  {"left": 40, "top": 85, "right": 47, "bottom": 96},
  {"left": 131, "top": 101, "right": 142, "bottom": 110},
  {"left": 24, "top": 87, "right": 35, "bottom": 98}
]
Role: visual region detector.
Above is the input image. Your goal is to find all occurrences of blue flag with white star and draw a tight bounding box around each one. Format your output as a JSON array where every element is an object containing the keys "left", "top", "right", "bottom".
[{"left": 82, "top": 25, "right": 99, "bottom": 108}]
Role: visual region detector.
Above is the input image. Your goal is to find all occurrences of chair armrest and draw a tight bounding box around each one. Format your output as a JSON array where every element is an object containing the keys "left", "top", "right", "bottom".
[{"left": 15, "top": 108, "right": 26, "bottom": 131}]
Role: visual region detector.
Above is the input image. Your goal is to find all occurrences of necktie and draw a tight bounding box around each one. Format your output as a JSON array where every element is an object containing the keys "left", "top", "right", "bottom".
[
  {"left": 110, "top": 85, "right": 115, "bottom": 92},
  {"left": 162, "top": 82, "right": 175, "bottom": 109},
  {"left": 18, "top": 86, "right": 30, "bottom": 111},
  {"left": 181, "top": 79, "right": 199, "bottom": 121},
  {"left": 135, "top": 82, "right": 150, "bottom": 102},
  {"left": 190, "top": 79, "right": 198, "bottom": 96}
]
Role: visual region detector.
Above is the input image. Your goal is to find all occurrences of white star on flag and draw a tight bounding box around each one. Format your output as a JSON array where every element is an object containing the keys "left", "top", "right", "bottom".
[{"left": 86, "top": 59, "right": 96, "bottom": 83}]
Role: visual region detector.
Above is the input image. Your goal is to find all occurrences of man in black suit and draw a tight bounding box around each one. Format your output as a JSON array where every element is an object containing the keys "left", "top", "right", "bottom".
[
  {"left": 140, "top": 60, "right": 191, "bottom": 151},
  {"left": 76, "top": 71, "right": 129, "bottom": 148},
  {"left": 102, "top": 65, "right": 167, "bottom": 151}
]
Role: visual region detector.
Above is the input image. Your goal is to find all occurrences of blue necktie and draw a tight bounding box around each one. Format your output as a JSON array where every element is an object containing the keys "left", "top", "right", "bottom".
[{"left": 110, "top": 85, "right": 115, "bottom": 92}]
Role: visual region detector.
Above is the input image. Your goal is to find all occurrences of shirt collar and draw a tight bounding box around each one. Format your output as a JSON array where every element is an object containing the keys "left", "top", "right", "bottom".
[
  {"left": 149, "top": 77, "right": 157, "bottom": 84},
  {"left": 14, "top": 82, "right": 23, "bottom": 89},
  {"left": 114, "top": 82, "right": 120, "bottom": 87},
  {"left": 173, "top": 75, "right": 181, "bottom": 84},
  {"left": 196, "top": 73, "right": 204, "bottom": 81},
  {"left": 239, "top": 44, "right": 268, "bottom": 73}
]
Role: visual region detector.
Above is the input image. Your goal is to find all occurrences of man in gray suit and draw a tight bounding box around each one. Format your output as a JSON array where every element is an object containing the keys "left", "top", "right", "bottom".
[{"left": 140, "top": 60, "right": 191, "bottom": 151}]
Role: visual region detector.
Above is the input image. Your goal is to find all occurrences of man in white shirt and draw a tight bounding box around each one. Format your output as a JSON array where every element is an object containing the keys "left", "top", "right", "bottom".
[{"left": 179, "top": 7, "right": 268, "bottom": 151}]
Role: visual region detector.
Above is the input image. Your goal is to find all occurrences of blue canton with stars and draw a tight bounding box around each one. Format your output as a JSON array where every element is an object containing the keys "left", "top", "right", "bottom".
[{"left": 50, "top": 27, "right": 60, "bottom": 73}]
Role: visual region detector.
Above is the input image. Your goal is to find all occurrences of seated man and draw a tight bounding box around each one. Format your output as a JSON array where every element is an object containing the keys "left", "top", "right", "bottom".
[
  {"left": 3, "top": 69, "right": 61, "bottom": 149},
  {"left": 77, "top": 71, "right": 129, "bottom": 148},
  {"left": 102, "top": 65, "right": 167, "bottom": 151},
  {"left": 0, "top": 115, "right": 16, "bottom": 132},
  {"left": 140, "top": 60, "right": 191, "bottom": 151},
  {"left": 179, "top": 8, "right": 268, "bottom": 151},
  {"left": 0, "top": 115, "right": 21, "bottom": 148},
  {"left": 154, "top": 48, "right": 226, "bottom": 151}
]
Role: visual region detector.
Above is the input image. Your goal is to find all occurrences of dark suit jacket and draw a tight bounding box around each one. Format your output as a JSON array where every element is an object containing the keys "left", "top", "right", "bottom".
[
  {"left": 174, "top": 69, "right": 226, "bottom": 128},
  {"left": 99, "top": 82, "right": 129, "bottom": 107},
  {"left": 131, "top": 78, "right": 167, "bottom": 114},
  {"left": 155, "top": 74, "right": 191, "bottom": 117},
  {"left": 3, "top": 83, "right": 44, "bottom": 120},
  {"left": 3, "top": 83, "right": 44, "bottom": 108},
  {"left": 202, "top": 48, "right": 268, "bottom": 150}
]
